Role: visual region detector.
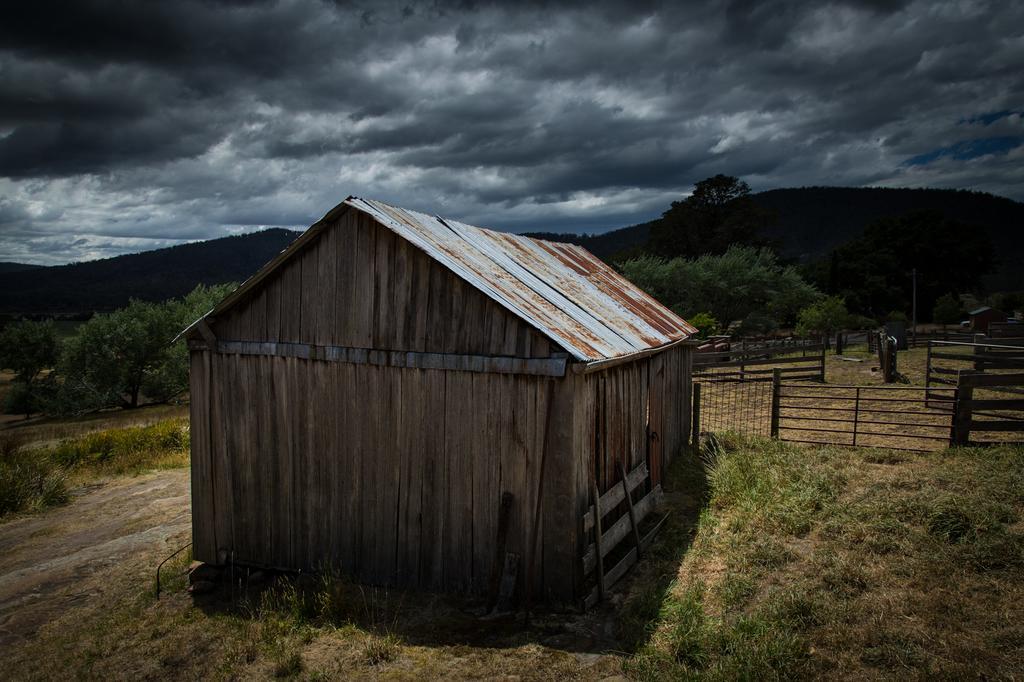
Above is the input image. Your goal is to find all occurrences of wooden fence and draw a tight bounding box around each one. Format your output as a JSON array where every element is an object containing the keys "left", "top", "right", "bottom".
[
  {"left": 989, "top": 322, "right": 1024, "bottom": 339},
  {"left": 693, "top": 343, "right": 825, "bottom": 383},
  {"left": 690, "top": 366, "right": 1023, "bottom": 451},
  {"left": 581, "top": 461, "right": 666, "bottom": 608},
  {"left": 953, "top": 371, "right": 1024, "bottom": 444},
  {"left": 926, "top": 339, "right": 1024, "bottom": 391}
]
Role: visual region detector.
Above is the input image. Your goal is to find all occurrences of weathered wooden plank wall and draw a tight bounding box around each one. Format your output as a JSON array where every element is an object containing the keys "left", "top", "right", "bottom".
[
  {"left": 192, "top": 352, "right": 566, "bottom": 597},
  {"left": 212, "top": 211, "right": 557, "bottom": 358},
  {"left": 568, "top": 343, "right": 692, "bottom": 594}
]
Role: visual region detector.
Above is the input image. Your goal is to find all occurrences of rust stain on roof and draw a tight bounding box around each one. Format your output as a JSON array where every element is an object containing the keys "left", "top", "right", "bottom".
[{"left": 346, "top": 197, "right": 694, "bottom": 362}]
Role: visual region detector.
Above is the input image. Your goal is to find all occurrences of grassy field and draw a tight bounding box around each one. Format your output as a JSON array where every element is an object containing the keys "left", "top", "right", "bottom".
[
  {"left": 5, "top": 433, "right": 1022, "bottom": 680},
  {"left": 0, "top": 418, "right": 190, "bottom": 518}
]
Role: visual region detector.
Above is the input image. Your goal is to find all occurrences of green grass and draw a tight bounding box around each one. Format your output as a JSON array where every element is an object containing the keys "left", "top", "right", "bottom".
[
  {"left": 0, "top": 418, "right": 189, "bottom": 517},
  {"left": 622, "top": 436, "right": 1024, "bottom": 680}
]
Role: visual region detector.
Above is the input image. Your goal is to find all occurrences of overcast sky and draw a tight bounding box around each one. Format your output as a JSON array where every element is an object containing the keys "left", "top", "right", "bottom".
[{"left": 1, "top": 0, "right": 1021, "bottom": 265}]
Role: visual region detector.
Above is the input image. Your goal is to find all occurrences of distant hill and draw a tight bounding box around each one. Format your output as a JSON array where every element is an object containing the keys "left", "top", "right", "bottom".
[
  {"left": 527, "top": 187, "right": 1024, "bottom": 290},
  {"left": 0, "top": 262, "right": 44, "bottom": 274},
  {"left": 0, "top": 229, "right": 300, "bottom": 315}
]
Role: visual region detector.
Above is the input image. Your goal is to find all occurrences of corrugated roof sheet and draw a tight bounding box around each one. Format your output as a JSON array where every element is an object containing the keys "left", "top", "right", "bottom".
[{"left": 346, "top": 197, "right": 695, "bottom": 361}]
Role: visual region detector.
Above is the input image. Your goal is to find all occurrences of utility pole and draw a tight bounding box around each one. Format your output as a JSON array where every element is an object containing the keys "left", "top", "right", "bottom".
[{"left": 911, "top": 267, "right": 917, "bottom": 346}]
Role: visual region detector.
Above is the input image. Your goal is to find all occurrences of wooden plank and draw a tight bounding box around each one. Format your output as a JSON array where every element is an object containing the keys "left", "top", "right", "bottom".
[
  {"left": 378, "top": 365, "right": 401, "bottom": 583},
  {"left": 396, "top": 367, "right": 424, "bottom": 586},
  {"left": 958, "top": 373, "right": 1024, "bottom": 388},
  {"left": 409, "top": 239, "right": 431, "bottom": 352},
  {"left": 373, "top": 224, "right": 394, "bottom": 349},
  {"left": 964, "top": 399, "right": 1024, "bottom": 410},
  {"left": 210, "top": 353, "right": 234, "bottom": 564},
  {"left": 693, "top": 354, "right": 828, "bottom": 369},
  {"left": 541, "top": 375, "right": 576, "bottom": 601},
  {"left": 590, "top": 479, "right": 606, "bottom": 602},
  {"left": 471, "top": 373, "right": 494, "bottom": 593},
  {"left": 444, "top": 371, "right": 474, "bottom": 592},
  {"left": 340, "top": 361, "right": 360, "bottom": 575},
  {"left": 618, "top": 460, "right": 643, "bottom": 559},
  {"left": 503, "top": 376, "right": 531, "bottom": 592},
  {"left": 214, "top": 340, "right": 567, "bottom": 377},
  {"left": 334, "top": 210, "right": 356, "bottom": 346},
  {"left": 693, "top": 343, "right": 823, "bottom": 362},
  {"left": 316, "top": 223, "right": 338, "bottom": 346},
  {"left": 582, "top": 484, "right": 662, "bottom": 576},
  {"left": 969, "top": 420, "right": 1024, "bottom": 432},
  {"left": 350, "top": 214, "right": 375, "bottom": 348},
  {"left": 582, "top": 461, "right": 649, "bottom": 532},
  {"left": 188, "top": 350, "right": 216, "bottom": 562},
  {"left": 576, "top": 338, "right": 689, "bottom": 374},
  {"left": 604, "top": 546, "right": 638, "bottom": 589}
]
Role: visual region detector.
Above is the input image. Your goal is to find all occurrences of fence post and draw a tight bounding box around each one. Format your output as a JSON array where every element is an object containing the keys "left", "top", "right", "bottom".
[
  {"left": 953, "top": 371, "right": 973, "bottom": 446},
  {"left": 770, "top": 368, "right": 781, "bottom": 438},
  {"left": 819, "top": 343, "right": 826, "bottom": 382},
  {"left": 691, "top": 382, "right": 701, "bottom": 450},
  {"left": 973, "top": 333, "right": 984, "bottom": 371},
  {"left": 852, "top": 387, "right": 861, "bottom": 447},
  {"left": 925, "top": 340, "right": 933, "bottom": 408}
]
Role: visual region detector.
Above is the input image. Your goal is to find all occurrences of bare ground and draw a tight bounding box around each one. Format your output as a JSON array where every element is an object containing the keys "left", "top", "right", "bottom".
[{"left": 0, "top": 469, "right": 190, "bottom": 650}]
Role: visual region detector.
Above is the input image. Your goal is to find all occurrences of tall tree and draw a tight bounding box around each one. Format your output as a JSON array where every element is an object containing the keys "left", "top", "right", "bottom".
[
  {"left": 52, "top": 282, "right": 235, "bottom": 414},
  {"left": 808, "top": 211, "right": 992, "bottom": 321},
  {"left": 0, "top": 320, "right": 58, "bottom": 417},
  {"left": 648, "top": 175, "right": 776, "bottom": 258}
]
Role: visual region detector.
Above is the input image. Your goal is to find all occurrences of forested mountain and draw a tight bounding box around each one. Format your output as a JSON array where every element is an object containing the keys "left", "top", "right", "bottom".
[
  {"left": 0, "top": 229, "right": 299, "bottom": 315},
  {"left": 0, "top": 262, "right": 43, "bottom": 274},
  {"left": 526, "top": 186, "right": 1024, "bottom": 290},
  {"left": 4, "top": 186, "right": 1020, "bottom": 317}
]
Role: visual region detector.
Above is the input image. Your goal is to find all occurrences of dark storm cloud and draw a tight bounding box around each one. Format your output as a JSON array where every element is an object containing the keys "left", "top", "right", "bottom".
[{"left": 0, "top": 0, "right": 1022, "bottom": 263}]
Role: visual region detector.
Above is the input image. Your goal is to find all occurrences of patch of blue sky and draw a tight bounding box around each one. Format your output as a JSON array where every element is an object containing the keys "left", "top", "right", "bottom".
[
  {"left": 958, "top": 110, "right": 1021, "bottom": 126},
  {"left": 906, "top": 136, "right": 1023, "bottom": 166}
]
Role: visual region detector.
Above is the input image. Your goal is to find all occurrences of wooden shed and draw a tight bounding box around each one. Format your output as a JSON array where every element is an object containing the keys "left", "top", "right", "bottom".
[
  {"left": 182, "top": 197, "right": 696, "bottom": 605},
  {"left": 969, "top": 306, "right": 1007, "bottom": 334}
]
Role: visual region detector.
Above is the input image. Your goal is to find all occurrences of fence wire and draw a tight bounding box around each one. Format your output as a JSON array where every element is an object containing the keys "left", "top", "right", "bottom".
[{"left": 695, "top": 373, "right": 773, "bottom": 438}]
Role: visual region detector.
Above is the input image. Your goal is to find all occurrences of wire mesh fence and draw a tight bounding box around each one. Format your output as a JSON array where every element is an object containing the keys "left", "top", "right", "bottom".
[{"left": 693, "top": 373, "right": 773, "bottom": 438}]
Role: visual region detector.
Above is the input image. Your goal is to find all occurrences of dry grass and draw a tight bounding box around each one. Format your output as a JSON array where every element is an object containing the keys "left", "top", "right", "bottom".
[
  {"left": 5, "top": 436, "right": 1022, "bottom": 680},
  {"left": 0, "top": 418, "right": 189, "bottom": 518}
]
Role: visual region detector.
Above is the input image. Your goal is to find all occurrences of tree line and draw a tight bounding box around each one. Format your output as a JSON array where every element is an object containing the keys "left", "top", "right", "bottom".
[
  {"left": 0, "top": 283, "right": 234, "bottom": 419},
  {"left": 616, "top": 174, "right": 1011, "bottom": 338}
]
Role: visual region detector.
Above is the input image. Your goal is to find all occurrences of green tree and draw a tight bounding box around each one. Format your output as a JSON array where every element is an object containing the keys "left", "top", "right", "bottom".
[
  {"left": 52, "top": 283, "right": 234, "bottom": 414},
  {"left": 932, "top": 293, "right": 962, "bottom": 327},
  {"left": 620, "top": 245, "right": 820, "bottom": 332},
  {"left": 807, "top": 211, "right": 991, "bottom": 320},
  {"left": 687, "top": 312, "right": 720, "bottom": 339},
  {"left": 648, "top": 175, "right": 775, "bottom": 258},
  {"left": 795, "top": 296, "right": 850, "bottom": 339},
  {"left": 0, "top": 321, "right": 59, "bottom": 418}
]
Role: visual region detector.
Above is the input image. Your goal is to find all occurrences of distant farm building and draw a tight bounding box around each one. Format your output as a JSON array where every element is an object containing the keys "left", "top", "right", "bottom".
[
  {"left": 969, "top": 306, "right": 1007, "bottom": 333},
  {"left": 182, "top": 197, "right": 695, "bottom": 604}
]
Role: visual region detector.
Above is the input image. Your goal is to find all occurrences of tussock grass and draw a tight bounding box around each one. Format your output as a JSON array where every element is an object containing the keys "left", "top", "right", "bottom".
[
  {"left": 0, "top": 418, "right": 189, "bottom": 518},
  {"left": 624, "top": 436, "right": 1024, "bottom": 680}
]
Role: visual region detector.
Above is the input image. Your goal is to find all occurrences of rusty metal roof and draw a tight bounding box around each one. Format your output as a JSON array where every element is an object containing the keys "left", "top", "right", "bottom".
[
  {"left": 346, "top": 197, "right": 695, "bottom": 362},
  {"left": 180, "top": 196, "right": 695, "bottom": 362}
]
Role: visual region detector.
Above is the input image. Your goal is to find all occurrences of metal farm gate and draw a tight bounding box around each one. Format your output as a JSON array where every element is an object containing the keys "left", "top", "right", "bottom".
[{"left": 772, "top": 382, "right": 957, "bottom": 452}]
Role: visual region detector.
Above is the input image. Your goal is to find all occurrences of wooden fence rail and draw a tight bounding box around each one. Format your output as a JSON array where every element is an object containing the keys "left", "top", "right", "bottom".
[
  {"left": 580, "top": 460, "right": 666, "bottom": 609},
  {"left": 953, "top": 371, "right": 1024, "bottom": 444}
]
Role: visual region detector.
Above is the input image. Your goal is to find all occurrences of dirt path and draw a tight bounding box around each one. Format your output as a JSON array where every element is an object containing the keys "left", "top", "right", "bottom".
[{"left": 0, "top": 469, "right": 191, "bottom": 649}]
